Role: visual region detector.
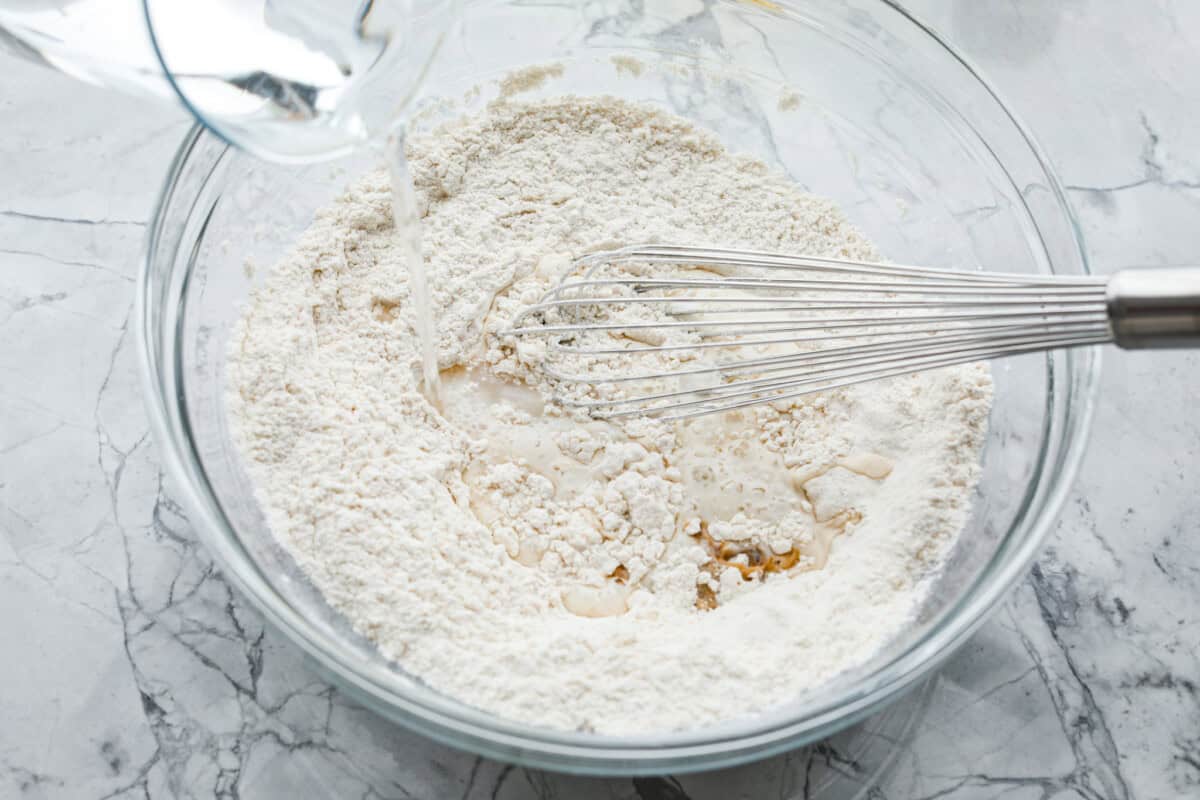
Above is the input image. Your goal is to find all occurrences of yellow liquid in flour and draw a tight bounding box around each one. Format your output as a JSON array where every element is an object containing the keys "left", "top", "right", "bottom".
[{"left": 435, "top": 366, "right": 895, "bottom": 613}]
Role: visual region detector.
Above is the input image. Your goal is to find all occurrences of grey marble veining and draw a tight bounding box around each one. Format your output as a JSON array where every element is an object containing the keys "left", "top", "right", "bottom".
[{"left": 2, "top": 1, "right": 1199, "bottom": 797}]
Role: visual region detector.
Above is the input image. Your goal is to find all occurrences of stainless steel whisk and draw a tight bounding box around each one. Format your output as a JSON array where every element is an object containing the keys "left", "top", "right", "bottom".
[{"left": 504, "top": 245, "right": 1200, "bottom": 419}]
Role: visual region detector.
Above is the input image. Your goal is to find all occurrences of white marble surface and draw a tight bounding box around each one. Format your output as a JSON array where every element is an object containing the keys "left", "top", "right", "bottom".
[{"left": 2, "top": 1, "right": 1199, "bottom": 797}]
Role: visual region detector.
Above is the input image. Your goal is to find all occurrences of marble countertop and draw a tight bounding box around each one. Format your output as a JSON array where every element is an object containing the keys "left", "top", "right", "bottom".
[{"left": 2, "top": 1, "right": 1198, "bottom": 797}]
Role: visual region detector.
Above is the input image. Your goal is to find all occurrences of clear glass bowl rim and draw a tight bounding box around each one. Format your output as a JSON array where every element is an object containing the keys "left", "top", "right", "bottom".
[{"left": 136, "top": 0, "right": 1100, "bottom": 776}]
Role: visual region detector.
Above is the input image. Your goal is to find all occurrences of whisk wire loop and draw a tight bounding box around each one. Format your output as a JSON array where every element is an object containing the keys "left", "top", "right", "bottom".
[{"left": 503, "top": 245, "right": 1117, "bottom": 418}]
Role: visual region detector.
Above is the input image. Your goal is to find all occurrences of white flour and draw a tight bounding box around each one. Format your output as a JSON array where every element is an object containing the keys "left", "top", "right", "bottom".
[{"left": 227, "top": 95, "right": 993, "bottom": 734}]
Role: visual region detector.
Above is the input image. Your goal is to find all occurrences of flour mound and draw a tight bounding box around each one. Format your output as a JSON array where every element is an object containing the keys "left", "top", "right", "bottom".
[{"left": 227, "top": 96, "right": 993, "bottom": 734}]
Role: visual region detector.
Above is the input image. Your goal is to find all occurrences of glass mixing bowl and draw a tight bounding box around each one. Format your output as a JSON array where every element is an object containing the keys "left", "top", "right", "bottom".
[{"left": 137, "top": 0, "right": 1098, "bottom": 775}]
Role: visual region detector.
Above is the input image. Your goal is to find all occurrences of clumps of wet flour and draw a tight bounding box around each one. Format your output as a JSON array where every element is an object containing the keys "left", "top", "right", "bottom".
[{"left": 227, "top": 96, "right": 993, "bottom": 734}]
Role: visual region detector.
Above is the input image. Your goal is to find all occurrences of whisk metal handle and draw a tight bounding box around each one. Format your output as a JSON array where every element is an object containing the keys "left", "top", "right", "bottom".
[{"left": 1107, "top": 268, "right": 1200, "bottom": 349}]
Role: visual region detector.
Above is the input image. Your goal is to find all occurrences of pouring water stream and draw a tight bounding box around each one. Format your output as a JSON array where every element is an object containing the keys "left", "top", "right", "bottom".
[{"left": 389, "top": 130, "right": 443, "bottom": 406}]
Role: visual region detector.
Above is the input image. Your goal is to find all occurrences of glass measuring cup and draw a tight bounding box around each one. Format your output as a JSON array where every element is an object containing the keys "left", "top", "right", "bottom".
[{"left": 0, "top": 0, "right": 456, "bottom": 161}]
